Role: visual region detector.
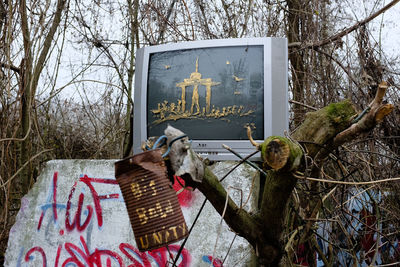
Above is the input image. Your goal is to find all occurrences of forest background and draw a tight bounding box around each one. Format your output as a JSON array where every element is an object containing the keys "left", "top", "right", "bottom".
[{"left": 1, "top": 0, "right": 400, "bottom": 265}]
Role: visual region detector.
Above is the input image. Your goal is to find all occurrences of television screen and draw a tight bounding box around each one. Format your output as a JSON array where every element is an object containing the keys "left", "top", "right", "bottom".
[
  {"left": 147, "top": 46, "right": 264, "bottom": 140},
  {"left": 134, "top": 38, "right": 288, "bottom": 161}
]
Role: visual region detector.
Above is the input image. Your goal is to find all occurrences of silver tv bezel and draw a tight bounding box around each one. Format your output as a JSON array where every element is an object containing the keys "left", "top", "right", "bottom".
[{"left": 133, "top": 37, "right": 288, "bottom": 161}]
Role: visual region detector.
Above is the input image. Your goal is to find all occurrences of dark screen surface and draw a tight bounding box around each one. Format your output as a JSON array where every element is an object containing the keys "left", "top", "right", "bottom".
[{"left": 147, "top": 45, "right": 264, "bottom": 140}]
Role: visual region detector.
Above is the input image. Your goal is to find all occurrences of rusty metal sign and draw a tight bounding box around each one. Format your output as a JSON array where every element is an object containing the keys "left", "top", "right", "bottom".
[{"left": 115, "top": 149, "right": 188, "bottom": 251}]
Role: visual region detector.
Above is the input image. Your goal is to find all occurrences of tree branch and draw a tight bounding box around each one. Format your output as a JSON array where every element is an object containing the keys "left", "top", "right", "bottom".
[
  {"left": 288, "top": 0, "right": 400, "bottom": 49},
  {"left": 317, "top": 82, "right": 393, "bottom": 160},
  {"left": 0, "top": 62, "right": 20, "bottom": 73},
  {"left": 156, "top": 0, "right": 177, "bottom": 44},
  {"left": 166, "top": 80, "right": 392, "bottom": 266},
  {"left": 148, "top": 1, "right": 191, "bottom": 43},
  {"left": 31, "top": 0, "right": 67, "bottom": 95},
  {"left": 291, "top": 100, "right": 357, "bottom": 158}
]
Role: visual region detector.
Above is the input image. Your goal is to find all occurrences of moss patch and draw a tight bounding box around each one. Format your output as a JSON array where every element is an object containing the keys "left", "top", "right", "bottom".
[{"left": 325, "top": 99, "right": 356, "bottom": 126}]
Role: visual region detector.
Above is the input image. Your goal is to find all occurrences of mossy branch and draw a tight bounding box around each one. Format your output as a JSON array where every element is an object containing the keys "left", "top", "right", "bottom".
[
  {"left": 166, "top": 82, "right": 393, "bottom": 266},
  {"left": 291, "top": 99, "right": 357, "bottom": 158},
  {"left": 316, "top": 81, "right": 394, "bottom": 160}
]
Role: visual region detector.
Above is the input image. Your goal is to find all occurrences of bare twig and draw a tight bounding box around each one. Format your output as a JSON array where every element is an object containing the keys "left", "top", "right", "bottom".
[
  {"left": 246, "top": 126, "right": 260, "bottom": 149},
  {"left": 294, "top": 174, "right": 400, "bottom": 185},
  {"left": 210, "top": 186, "right": 232, "bottom": 267},
  {"left": 0, "top": 149, "right": 53, "bottom": 189},
  {"left": 222, "top": 144, "right": 266, "bottom": 176},
  {"left": 289, "top": 99, "right": 318, "bottom": 111}
]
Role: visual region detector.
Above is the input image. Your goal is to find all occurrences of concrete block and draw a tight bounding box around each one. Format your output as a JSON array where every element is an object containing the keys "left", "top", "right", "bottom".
[{"left": 5, "top": 160, "right": 257, "bottom": 266}]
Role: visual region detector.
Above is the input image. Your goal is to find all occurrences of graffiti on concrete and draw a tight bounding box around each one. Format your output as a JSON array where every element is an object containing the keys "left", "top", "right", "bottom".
[
  {"left": 7, "top": 160, "right": 258, "bottom": 266},
  {"left": 17, "top": 172, "right": 195, "bottom": 267}
]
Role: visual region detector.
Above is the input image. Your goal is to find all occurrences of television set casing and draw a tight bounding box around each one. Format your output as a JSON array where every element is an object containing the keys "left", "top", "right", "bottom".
[{"left": 133, "top": 37, "right": 288, "bottom": 161}]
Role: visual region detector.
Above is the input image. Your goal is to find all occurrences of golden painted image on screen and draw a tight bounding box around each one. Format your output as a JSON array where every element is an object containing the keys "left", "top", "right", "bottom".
[{"left": 147, "top": 46, "right": 264, "bottom": 140}]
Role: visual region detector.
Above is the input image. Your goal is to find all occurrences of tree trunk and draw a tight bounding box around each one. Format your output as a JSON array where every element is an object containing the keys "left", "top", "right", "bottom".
[
  {"left": 171, "top": 82, "right": 392, "bottom": 266},
  {"left": 17, "top": 0, "right": 67, "bottom": 195},
  {"left": 287, "top": 0, "right": 307, "bottom": 127}
]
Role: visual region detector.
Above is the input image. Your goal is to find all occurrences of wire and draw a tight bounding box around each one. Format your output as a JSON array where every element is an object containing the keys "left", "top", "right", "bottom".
[
  {"left": 171, "top": 149, "right": 259, "bottom": 266},
  {"left": 150, "top": 134, "right": 188, "bottom": 157}
]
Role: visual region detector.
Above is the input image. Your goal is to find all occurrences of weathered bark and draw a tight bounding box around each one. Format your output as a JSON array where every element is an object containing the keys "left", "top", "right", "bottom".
[{"left": 259, "top": 137, "right": 303, "bottom": 243}]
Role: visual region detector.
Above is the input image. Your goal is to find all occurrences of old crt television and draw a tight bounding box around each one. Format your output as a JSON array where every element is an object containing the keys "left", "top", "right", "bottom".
[{"left": 133, "top": 37, "right": 288, "bottom": 161}]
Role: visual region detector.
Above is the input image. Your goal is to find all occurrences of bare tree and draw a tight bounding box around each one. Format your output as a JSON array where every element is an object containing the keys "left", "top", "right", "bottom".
[{"left": 1, "top": 0, "right": 400, "bottom": 266}]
